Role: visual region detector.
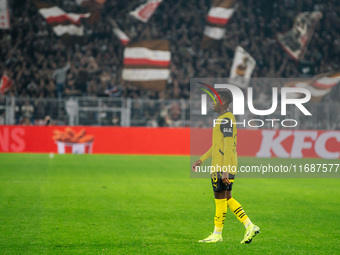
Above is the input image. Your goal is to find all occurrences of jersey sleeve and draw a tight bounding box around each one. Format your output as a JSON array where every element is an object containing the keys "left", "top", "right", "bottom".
[{"left": 200, "top": 146, "right": 212, "bottom": 162}]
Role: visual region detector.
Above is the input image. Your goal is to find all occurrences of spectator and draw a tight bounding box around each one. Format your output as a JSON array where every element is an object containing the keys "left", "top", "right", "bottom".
[
  {"left": 0, "top": 0, "right": 338, "bottom": 101},
  {"left": 0, "top": 0, "right": 339, "bottom": 129},
  {"left": 21, "top": 100, "right": 34, "bottom": 120},
  {"left": 53, "top": 62, "right": 70, "bottom": 98},
  {"left": 0, "top": 112, "right": 5, "bottom": 125},
  {"left": 145, "top": 100, "right": 159, "bottom": 127}
]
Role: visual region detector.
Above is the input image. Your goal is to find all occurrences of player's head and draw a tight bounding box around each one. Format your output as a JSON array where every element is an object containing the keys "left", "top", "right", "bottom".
[{"left": 213, "top": 90, "right": 232, "bottom": 112}]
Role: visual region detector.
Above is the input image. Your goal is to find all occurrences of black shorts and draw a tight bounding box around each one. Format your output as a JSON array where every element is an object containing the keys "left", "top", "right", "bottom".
[{"left": 211, "top": 172, "right": 235, "bottom": 192}]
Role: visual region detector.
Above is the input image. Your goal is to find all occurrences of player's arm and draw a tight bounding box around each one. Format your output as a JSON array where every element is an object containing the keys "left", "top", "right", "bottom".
[
  {"left": 191, "top": 146, "right": 212, "bottom": 172},
  {"left": 200, "top": 146, "right": 212, "bottom": 162},
  {"left": 220, "top": 118, "right": 234, "bottom": 184}
]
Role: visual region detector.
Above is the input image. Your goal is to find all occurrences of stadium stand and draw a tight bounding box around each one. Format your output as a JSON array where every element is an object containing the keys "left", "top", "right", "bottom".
[{"left": 0, "top": 0, "right": 339, "bottom": 126}]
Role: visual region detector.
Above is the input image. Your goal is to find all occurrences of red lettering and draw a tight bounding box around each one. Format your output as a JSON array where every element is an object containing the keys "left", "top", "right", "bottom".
[
  {"left": 0, "top": 128, "right": 9, "bottom": 151},
  {"left": 11, "top": 128, "right": 25, "bottom": 152}
]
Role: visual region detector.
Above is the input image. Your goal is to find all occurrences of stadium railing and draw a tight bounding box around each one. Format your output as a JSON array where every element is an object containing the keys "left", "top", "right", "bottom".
[{"left": 0, "top": 96, "right": 338, "bottom": 130}]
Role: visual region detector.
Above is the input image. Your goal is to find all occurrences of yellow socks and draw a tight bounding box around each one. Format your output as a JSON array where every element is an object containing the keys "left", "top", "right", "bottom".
[
  {"left": 227, "top": 198, "right": 252, "bottom": 227},
  {"left": 212, "top": 197, "right": 252, "bottom": 234},
  {"left": 213, "top": 198, "right": 227, "bottom": 234}
]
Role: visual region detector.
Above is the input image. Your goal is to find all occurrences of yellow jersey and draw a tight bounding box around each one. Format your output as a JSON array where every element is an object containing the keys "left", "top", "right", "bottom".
[{"left": 200, "top": 111, "right": 237, "bottom": 174}]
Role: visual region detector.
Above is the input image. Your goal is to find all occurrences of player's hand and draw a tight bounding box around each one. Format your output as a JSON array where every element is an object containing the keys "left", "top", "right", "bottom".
[
  {"left": 222, "top": 172, "right": 231, "bottom": 185},
  {"left": 192, "top": 159, "right": 202, "bottom": 172}
]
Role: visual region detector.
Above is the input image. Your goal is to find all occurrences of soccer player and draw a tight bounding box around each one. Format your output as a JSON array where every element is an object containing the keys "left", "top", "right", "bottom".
[{"left": 192, "top": 90, "right": 260, "bottom": 244}]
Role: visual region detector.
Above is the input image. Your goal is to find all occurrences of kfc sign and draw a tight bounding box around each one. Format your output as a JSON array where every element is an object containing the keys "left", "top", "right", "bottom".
[{"left": 257, "top": 130, "right": 340, "bottom": 159}]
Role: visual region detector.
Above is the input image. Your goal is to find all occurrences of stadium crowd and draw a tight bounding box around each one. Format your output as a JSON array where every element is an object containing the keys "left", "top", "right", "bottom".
[{"left": 0, "top": 0, "right": 339, "bottom": 126}]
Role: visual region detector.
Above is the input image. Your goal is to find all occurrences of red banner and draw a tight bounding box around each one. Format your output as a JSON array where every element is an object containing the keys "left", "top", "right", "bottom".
[
  {"left": 0, "top": 126, "right": 189, "bottom": 155},
  {"left": 0, "top": 126, "right": 339, "bottom": 159}
]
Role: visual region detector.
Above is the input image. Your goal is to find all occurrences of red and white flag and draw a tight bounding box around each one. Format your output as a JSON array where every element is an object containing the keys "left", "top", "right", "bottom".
[
  {"left": 113, "top": 27, "right": 130, "bottom": 46},
  {"left": 285, "top": 71, "right": 340, "bottom": 102},
  {"left": 122, "top": 40, "right": 170, "bottom": 91},
  {"left": 108, "top": 18, "right": 130, "bottom": 46},
  {"left": 314, "top": 75, "right": 340, "bottom": 89},
  {"left": 34, "top": 1, "right": 90, "bottom": 37},
  {"left": 0, "top": 74, "right": 13, "bottom": 94},
  {"left": 38, "top": 6, "right": 90, "bottom": 25},
  {"left": 277, "top": 12, "right": 322, "bottom": 60},
  {"left": 202, "top": 0, "right": 236, "bottom": 47},
  {"left": 0, "top": 0, "right": 10, "bottom": 29},
  {"left": 206, "top": 0, "right": 235, "bottom": 25},
  {"left": 129, "top": 0, "right": 163, "bottom": 23}
]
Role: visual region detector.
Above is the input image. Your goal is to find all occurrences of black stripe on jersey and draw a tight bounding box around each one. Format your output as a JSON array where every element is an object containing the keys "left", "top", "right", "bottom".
[
  {"left": 220, "top": 118, "right": 233, "bottom": 137},
  {"left": 219, "top": 149, "right": 224, "bottom": 155}
]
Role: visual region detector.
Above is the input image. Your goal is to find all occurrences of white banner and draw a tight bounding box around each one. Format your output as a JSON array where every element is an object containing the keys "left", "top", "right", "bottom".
[
  {"left": 124, "top": 47, "right": 170, "bottom": 63},
  {"left": 122, "top": 69, "right": 170, "bottom": 81},
  {"left": 203, "top": 26, "right": 225, "bottom": 40},
  {"left": 0, "top": 0, "right": 10, "bottom": 29},
  {"left": 53, "top": 24, "right": 84, "bottom": 36},
  {"left": 229, "top": 46, "right": 256, "bottom": 88}
]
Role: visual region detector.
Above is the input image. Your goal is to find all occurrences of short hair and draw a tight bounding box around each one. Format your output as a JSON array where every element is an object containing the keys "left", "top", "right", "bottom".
[{"left": 218, "top": 90, "right": 233, "bottom": 105}]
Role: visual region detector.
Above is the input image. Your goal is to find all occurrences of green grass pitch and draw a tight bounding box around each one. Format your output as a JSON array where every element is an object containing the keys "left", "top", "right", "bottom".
[{"left": 0, "top": 154, "right": 339, "bottom": 254}]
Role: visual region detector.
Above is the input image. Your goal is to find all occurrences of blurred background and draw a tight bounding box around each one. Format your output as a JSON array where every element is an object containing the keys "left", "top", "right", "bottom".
[
  {"left": 1, "top": 3, "right": 339, "bottom": 253},
  {"left": 0, "top": 0, "right": 339, "bottom": 129}
]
